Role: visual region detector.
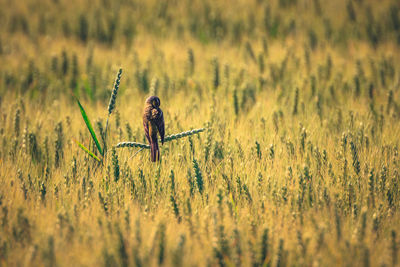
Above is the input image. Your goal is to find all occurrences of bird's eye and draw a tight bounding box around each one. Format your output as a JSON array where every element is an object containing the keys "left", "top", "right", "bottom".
[{"left": 152, "top": 100, "right": 156, "bottom": 106}]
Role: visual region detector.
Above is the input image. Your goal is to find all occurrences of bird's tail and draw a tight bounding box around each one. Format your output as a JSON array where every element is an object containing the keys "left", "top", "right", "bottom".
[{"left": 150, "top": 139, "right": 160, "bottom": 162}]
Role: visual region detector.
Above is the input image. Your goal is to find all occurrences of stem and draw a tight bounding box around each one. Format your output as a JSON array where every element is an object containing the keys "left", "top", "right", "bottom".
[
  {"left": 115, "top": 128, "right": 206, "bottom": 150},
  {"left": 128, "top": 148, "right": 144, "bottom": 160},
  {"left": 103, "top": 115, "right": 110, "bottom": 156}
]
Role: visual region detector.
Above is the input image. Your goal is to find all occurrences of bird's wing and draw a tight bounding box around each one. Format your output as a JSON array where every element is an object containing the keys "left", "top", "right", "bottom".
[
  {"left": 155, "top": 110, "right": 165, "bottom": 144},
  {"left": 143, "top": 120, "right": 151, "bottom": 144}
]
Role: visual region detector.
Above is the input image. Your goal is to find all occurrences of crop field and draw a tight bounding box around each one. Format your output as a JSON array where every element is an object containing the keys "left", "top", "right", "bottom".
[{"left": 0, "top": 0, "right": 400, "bottom": 266}]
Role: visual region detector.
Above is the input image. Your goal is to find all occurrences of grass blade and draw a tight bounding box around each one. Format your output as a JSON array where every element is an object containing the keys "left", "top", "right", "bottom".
[
  {"left": 76, "top": 141, "right": 101, "bottom": 162},
  {"left": 76, "top": 98, "right": 103, "bottom": 156}
]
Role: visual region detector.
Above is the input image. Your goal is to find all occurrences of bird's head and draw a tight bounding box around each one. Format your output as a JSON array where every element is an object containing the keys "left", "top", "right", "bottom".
[{"left": 146, "top": 96, "right": 161, "bottom": 108}]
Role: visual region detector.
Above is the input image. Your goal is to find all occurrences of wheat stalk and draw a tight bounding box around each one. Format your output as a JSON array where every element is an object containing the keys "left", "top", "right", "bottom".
[
  {"left": 115, "top": 128, "right": 206, "bottom": 149},
  {"left": 104, "top": 68, "right": 122, "bottom": 154},
  {"left": 115, "top": 142, "right": 150, "bottom": 149},
  {"left": 107, "top": 68, "right": 123, "bottom": 115}
]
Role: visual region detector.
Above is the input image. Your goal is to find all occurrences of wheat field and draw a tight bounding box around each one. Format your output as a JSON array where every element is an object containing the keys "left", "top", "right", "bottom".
[{"left": 0, "top": 0, "right": 400, "bottom": 266}]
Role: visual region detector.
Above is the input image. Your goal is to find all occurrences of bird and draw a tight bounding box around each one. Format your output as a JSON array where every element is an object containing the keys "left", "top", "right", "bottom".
[{"left": 143, "top": 96, "right": 165, "bottom": 162}]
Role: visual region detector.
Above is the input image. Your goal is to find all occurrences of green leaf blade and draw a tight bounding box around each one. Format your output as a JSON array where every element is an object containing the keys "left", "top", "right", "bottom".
[
  {"left": 76, "top": 141, "right": 101, "bottom": 162},
  {"left": 76, "top": 99, "right": 103, "bottom": 156}
]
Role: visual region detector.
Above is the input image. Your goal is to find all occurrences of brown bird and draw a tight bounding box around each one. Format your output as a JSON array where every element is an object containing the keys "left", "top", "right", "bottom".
[{"left": 143, "top": 96, "right": 165, "bottom": 162}]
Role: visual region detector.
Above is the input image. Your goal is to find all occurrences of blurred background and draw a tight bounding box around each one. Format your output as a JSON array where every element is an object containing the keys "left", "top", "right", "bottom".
[{"left": 0, "top": 0, "right": 399, "bottom": 103}]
